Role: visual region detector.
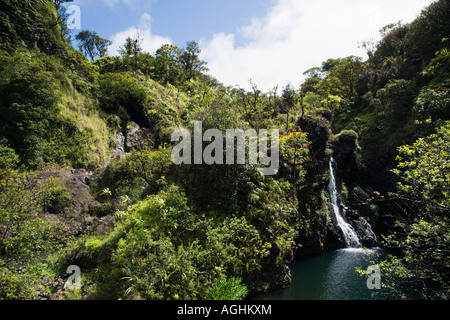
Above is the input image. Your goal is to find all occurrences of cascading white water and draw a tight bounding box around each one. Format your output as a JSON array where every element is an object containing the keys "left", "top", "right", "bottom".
[
  {"left": 328, "top": 157, "right": 362, "bottom": 248},
  {"left": 114, "top": 132, "right": 126, "bottom": 157}
]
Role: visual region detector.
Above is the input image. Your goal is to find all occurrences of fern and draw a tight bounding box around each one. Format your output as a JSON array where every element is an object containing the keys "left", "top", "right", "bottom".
[{"left": 205, "top": 277, "right": 248, "bottom": 300}]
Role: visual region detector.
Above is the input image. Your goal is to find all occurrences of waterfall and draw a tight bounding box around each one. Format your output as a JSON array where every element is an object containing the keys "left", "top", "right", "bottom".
[
  {"left": 103, "top": 132, "right": 126, "bottom": 169},
  {"left": 113, "top": 132, "right": 126, "bottom": 157},
  {"left": 328, "top": 157, "right": 362, "bottom": 248}
]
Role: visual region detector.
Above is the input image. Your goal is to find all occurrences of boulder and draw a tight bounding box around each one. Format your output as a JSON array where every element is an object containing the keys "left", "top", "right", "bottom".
[
  {"left": 296, "top": 231, "right": 326, "bottom": 256},
  {"left": 331, "top": 130, "right": 359, "bottom": 156},
  {"left": 125, "top": 122, "right": 154, "bottom": 152},
  {"left": 268, "top": 264, "right": 292, "bottom": 290}
]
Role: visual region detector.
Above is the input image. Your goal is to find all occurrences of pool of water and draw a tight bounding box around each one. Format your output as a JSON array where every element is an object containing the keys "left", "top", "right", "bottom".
[{"left": 256, "top": 248, "right": 386, "bottom": 300}]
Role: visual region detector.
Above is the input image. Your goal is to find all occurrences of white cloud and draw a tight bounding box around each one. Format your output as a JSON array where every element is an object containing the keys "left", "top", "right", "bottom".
[
  {"left": 199, "top": 0, "right": 434, "bottom": 91},
  {"left": 108, "top": 13, "right": 172, "bottom": 56},
  {"left": 101, "top": 0, "right": 128, "bottom": 7},
  {"left": 82, "top": 0, "right": 150, "bottom": 10}
]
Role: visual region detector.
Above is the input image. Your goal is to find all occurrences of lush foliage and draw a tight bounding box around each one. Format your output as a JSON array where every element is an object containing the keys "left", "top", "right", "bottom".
[
  {"left": 299, "top": 0, "right": 449, "bottom": 299},
  {"left": 75, "top": 30, "right": 111, "bottom": 61},
  {"left": 0, "top": 0, "right": 448, "bottom": 301},
  {"left": 376, "top": 123, "right": 449, "bottom": 299},
  {"left": 392, "top": 123, "right": 450, "bottom": 212}
]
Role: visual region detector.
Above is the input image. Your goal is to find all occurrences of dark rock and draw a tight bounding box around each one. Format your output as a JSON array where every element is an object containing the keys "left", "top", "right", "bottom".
[
  {"left": 351, "top": 216, "right": 378, "bottom": 247},
  {"left": 296, "top": 114, "right": 332, "bottom": 155},
  {"left": 324, "top": 222, "right": 345, "bottom": 250},
  {"left": 32, "top": 169, "right": 104, "bottom": 238},
  {"left": 42, "top": 275, "right": 52, "bottom": 285},
  {"left": 268, "top": 265, "right": 292, "bottom": 290},
  {"left": 125, "top": 122, "right": 154, "bottom": 152},
  {"left": 296, "top": 231, "right": 326, "bottom": 257},
  {"left": 331, "top": 130, "right": 359, "bottom": 156},
  {"left": 344, "top": 207, "right": 359, "bottom": 220},
  {"left": 269, "top": 242, "right": 281, "bottom": 260}
]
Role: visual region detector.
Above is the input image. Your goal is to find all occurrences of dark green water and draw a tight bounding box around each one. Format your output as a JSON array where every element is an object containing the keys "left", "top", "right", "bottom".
[{"left": 257, "top": 248, "right": 386, "bottom": 300}]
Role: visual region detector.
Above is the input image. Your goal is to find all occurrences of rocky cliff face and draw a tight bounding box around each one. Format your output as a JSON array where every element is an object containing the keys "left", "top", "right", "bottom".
[
  {"left": 34, "top": 168, "right": 113, "bottom": 239},
  {"left": 345, "top": 208, "right": 378, "bottom": 247},
  {"left": 295, "top": 214, "right": 346, "bottom": 257},
  {"left": 125, "top": 122, "right": 154, "bottom": 152}
]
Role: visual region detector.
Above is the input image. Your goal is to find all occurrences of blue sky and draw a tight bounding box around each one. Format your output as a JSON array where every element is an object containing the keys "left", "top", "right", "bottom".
[
  {"left": 65, "top": 0, "right": 435, "bottom": 91},
  {"left": 66, "top": 0, "right": 274, "bottom": 48}
]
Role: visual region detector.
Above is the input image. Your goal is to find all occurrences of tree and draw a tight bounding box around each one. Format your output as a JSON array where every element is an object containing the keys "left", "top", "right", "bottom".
[
  {"left": 377, "top": 122, "right": 450, "bottom": 299},
  {"left": 235, "top": 79, "right": 263, "bottom": 126},
  {"left": 52, "top": 0, "right": 71, "bottom": 40},
  {"left": 320, "top": 56, "right": 363, "bottom": 101},
  {"left": 178, "top": 41, "right": 207, "bottom": 81},
  {"left": 281, "top": 83, "right": 297, "bottom": 131},
  {"left": 301, "top": 56, "right": 364, "bottom": 130},
  {"left": 75, "top": 30, "right": 111, "bottom": 60},
  {"left": 75, "top": 30, "right": 96, "bottom": 60},
  {"left": 119, "top": 35, "right": 143, "bottom": 71},
  {"left": 391, "top": 122, "right": 450, "bottom": 213},
  {"left": 406, "top": 0, "right": 450, "bottom": 63},
  {"left": 154, "top": 44, "right": 182, "bottom": 85},
  {"left": 120, "top": 35, "right": 142, "bottom": 57},
  {"left": 95, "top": 36, "right": 112, "bottom": 58}
]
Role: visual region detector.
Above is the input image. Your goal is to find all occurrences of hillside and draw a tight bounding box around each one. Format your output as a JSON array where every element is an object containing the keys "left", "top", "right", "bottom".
[{"left": 0, "top": 0, "right": 448, "bottom": 300}]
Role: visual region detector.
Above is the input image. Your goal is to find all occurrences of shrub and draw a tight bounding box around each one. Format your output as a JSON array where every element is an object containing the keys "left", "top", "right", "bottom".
[
  {"left": 414, "top": 88, "right": 450, "bottom": 121},
  {"left": 93, "top": 146, "right": 173, "bottom": 201},
  {"left": 0, "top": 267, "right": 35, "bottom": 300},
  {"left": 0, "top": 0, "right": 67, "bottom": 54},
  {"left": 97, "top": 73, "right": 149, "bottom": 128},
  {"left": 0, "top": 171, "right": 57, "bottom": 256},
  {"left": 73, "top": 185, "right": 276, "bottom": 299},
  {"left": 177, "top": 104, "right": 257, "bottom": 211},
  {"left": 144, "top": 80, "right": 189, "bottom": 143},
  {"left": 43, "top": 185, "right": 72, "bottom": 214},
  {"left": 0, "top": 144, "right": 20, "bottom": 173},
  {"left": 204, "top": 277, "right": 248, "bottom": 300},
  {"left": 375, "top": 122, "right": 450, "bottom": 299}
]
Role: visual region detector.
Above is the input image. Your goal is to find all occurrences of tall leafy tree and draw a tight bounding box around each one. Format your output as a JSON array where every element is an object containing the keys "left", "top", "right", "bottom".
[
  {"left": 281, "top": 83, "right": 297, "bottom": 131},
  {"left": 95, "top": 36, "right": 112, "bottom": 58},
  {"left": 391, "top": 123, "right": 450, "bottom": 214},
  {"left": 120, "top": 35, "right": 142, "bottom": 57},
  {"left": 75, "top": 30, "right": 96, "bottom": 60},
  {"left": 154, "top": 44, "right": 182, "bottom": 85},
  {"left": 319, "top": 56, "right": 363, "bottom": 101},
  {"left": 75, "top": 30, "right": 111, "bottom": 60},
  {"left": 119, "top": 35, "right": 143, "bottom": 71},
  {"left": 179, "top": 41, "right": 207, "bottom": 80},
  {"left": 375, "top": 123, "right": 450, "bottom": 299}
]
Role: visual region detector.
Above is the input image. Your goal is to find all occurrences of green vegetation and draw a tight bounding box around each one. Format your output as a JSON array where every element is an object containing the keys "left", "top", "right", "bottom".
[
  {"left": 0, "top": 0, "right": 448, "bottom": 300},
  {"left": 378, "top": 123, "right": 449, "bottom": 299}
]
